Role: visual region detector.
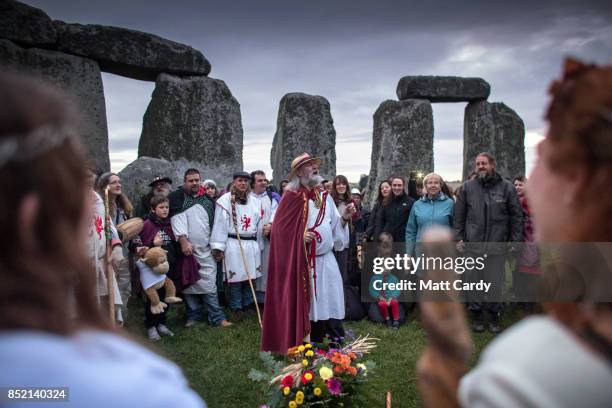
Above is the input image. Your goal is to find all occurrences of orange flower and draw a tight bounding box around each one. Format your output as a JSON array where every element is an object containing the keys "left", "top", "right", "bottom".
[
  {"left": 330, "top": 353, "right": 342, "bottom": 364},
  {"left": 333, "top": 365, "right": 344, "bottom": 375},
  {"left": 347, "top": 366, "right": 358, "bottom": 376},
  {"left": 348, "top": 352, "right": 357, "bottom": 360}
]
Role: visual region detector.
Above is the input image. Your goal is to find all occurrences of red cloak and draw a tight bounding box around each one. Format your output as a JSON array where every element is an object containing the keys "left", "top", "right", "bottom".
[{"left": 261, "top": 187, "right": 312, "bottom": 354}]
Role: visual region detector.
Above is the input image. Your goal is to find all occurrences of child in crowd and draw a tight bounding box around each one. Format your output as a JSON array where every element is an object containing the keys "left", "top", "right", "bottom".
[
  {"left": 368, "top": 232, "right": 404, "bottom": 329},
  {"left": 138, "top": 195, "right": 179, "bottom": 341}
]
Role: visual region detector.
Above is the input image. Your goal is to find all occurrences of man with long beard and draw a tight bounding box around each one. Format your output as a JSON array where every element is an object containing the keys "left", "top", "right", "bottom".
[{"left": 261, "top": 153, "right": 350, "bottom": 354}]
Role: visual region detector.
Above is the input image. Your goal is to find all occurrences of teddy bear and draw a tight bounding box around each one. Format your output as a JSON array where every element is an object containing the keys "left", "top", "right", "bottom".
[{"left": 138, "top": 247, "right": 182, "bottom": 314}]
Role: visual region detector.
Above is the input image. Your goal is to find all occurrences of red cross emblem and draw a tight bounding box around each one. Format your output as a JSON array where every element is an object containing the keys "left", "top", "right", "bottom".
[
  {"left": 240, "top": 214, "right": 252, "bottom": 231},
  {"left": 94, "top": 215, "right": 103, "bottom": 240}
]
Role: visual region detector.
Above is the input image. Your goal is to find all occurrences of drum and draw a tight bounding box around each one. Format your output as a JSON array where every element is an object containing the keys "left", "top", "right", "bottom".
[{"left": 116, "top": 217, "right": 143, "bottom": 243}]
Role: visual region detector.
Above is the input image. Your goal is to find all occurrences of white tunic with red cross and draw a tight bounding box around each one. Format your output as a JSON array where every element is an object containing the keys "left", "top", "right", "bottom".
[{"left": 210, "top": 192, "right": 264, "bottom": 283}]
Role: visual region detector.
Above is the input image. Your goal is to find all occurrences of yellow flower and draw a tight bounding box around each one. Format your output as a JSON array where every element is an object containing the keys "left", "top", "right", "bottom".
[
  {"left": 305, "top": 350, "right": 314, "bottom": 357},
  {"left": 319, "top": 366, "right": 333, "bottom": 380},
  {"left": 288, "top": 401, "right": 297, "bottom": 408},
  {"left": 296, "top": 391, "right": 304, "bottom": 400},
  {"left": 305, "top": 343, "right": 312, "bottom": 349},
  {"left": 357, "top": 363, "right": 367, "bottom": 372},
  {"left": 296, "top": 397, "right": 303, "bottom": 405},
  {"left": 283, "top": 386, "right": 291, "bottom": 396},
  {"left": 297, "top": 345, "right": 305, "bottom": 352},
  {"left": 302, "top": 359, "right": 309, "bottom": 366},
  {"left": 304, "top": 372, "right": 313, "bottom": 381},
  {"left": 313, "top": 387, "right": 322, "bottom": 396}
]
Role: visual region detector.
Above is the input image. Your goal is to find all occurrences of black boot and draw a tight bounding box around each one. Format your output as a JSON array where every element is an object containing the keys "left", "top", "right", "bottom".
[
  {"left": 471, "top": 314, "right": 485, "bottom": 333},
  {"left": 488, "top": 315, "right": 502, "bottom": 334}
]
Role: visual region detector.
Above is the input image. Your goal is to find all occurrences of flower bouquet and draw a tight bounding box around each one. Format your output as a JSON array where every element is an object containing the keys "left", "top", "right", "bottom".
[{"left": 249, "top": 334, "right": 378, "bottom": 407}]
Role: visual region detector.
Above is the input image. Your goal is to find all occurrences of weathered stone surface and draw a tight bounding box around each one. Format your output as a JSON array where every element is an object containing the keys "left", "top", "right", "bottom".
[
  {"left": 358, "top": 174, "right": 369, "bottom": 192},
  {"left": 363, "top": 99, "right": 434, "bottom": 209},
  {"left": 396, "top": 76, "right": 490, "bottom": 103},
  {"left": 270, "top": 93, "right": 336, "bottom": 181},
  {"left": 117, "top": 156, "right": 177, "bottom": 216},
  {"left": 55, "top": 22, "right": 211, "bottom": 81},
  {"left": 139, "top": 74, "right": 243, "bottom": 187},
  {"left": 0, "top": 0, "right": 57, "bottom": 47},
  {"left": 463, "top": 101, "right": 525, "bottom": 180},
  {"left": 0, "top": 39, "right": 109, "bottom": 172}
]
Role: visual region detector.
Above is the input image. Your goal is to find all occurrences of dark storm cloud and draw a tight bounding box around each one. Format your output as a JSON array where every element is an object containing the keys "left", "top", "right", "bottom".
[{"left": 27, "top": 0, "right": 612, "bottom": 179}]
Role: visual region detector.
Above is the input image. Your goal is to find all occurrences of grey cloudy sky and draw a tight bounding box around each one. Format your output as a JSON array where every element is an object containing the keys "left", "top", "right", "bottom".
[{"left": 29, "top": 0, "right": 612, "bottom": 181}]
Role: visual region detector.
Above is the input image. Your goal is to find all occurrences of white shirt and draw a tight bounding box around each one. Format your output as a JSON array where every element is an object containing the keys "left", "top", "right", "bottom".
[
  {"left": 460, "top": 316, "right": 612, "bottom": 408},
  {"left": 136, "top": 259, "right": 166, "bottom": 291},
  {"left": 0, "top": 330, "right": 206, "bottom": 408},
  {"left": 171, "top": 203, "right": 216, "bottom": 294}
]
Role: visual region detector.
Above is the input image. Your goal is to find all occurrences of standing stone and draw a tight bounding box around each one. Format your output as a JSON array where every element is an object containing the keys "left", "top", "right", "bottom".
[
  {"left": 363, "top": 99, "right": 434, "bottom": 209},
  {"left": 270, "top": 93, "right": 336, "bottom": 181},
  {"left": 358, "top": 174, "right": 369, "bottom": 192},
  {"left": 0, "top": 0, "right": 57, "bottom": 47},
  {"left": 55, "top": 22, "right": 211, "bottom": 81},
  {"left": 117, "top": 156, "right": 177, "bottom": 217},
  {"left": 396, "top": 76, "right": 490, "bottom": 103},
  {"left": 0, "top": 39, "right": 110, "bottom": 173},
  {"left": 463, "top": 101, "right": 525, "bottom": 180},
  {"left": 139, "top": 74, "right": 243, "bottom": 188}
]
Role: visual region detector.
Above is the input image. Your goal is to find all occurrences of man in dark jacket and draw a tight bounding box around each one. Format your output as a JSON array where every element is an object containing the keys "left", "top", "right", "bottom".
[
  {"left": 454, "top": 152, "right": 523, "bottom": 333},
  {"left": 379, "top": 176, "right": 415, "bottom": 243}
]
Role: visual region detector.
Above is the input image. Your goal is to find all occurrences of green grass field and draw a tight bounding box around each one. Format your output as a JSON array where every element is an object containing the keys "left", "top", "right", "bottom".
[{"left": 125, "top": 299, "right": 520, "bottom": 408}]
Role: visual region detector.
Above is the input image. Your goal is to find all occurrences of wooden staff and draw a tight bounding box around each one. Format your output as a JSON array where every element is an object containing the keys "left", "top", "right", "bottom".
[
  {"left": 230, "top": 195, "right": 262, "bottom": 328},
  {"left": 103, "top": 186, "right": 115, "bottom": 324}
]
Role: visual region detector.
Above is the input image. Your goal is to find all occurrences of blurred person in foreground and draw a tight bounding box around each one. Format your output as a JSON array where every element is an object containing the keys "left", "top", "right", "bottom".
[
  {"left": 0, "top": 73, "right": 205, "bottom": 407},
  {"left": 417, "top": 58, "right": 612, "bottom": 408}
]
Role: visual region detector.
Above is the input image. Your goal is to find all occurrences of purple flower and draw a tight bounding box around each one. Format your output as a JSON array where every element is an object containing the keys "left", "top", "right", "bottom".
[
  {"left": 345, "top": 329, "right": 356, "bottom": 340},
  {"left": 327, "top": 378, "right": 342, "bottom": 395}
]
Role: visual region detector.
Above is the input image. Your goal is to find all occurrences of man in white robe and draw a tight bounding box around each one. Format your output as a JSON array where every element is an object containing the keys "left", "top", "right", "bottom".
[
  {"left": 249, "top": 170, "right": 278, "bottom": 305},
  {"left": 211, "top": 171, "right": 264, "bottom": 314},
  {"left": 169, "top": 168, "right": 231, "bottom": 328}
]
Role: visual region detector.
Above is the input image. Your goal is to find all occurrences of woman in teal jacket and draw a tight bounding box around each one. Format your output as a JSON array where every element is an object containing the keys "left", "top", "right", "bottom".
[{"left": 405, "top": 173, "right": 454, "bottom": 257}]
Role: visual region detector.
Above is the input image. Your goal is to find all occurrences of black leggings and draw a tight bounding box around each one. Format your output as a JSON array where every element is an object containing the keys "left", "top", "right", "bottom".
[
  {"left": 310, "top": 319, "right": 345, "bottom": 343},
  {"left": 144, "top": 286, "right": 168, "bottom": 329}
]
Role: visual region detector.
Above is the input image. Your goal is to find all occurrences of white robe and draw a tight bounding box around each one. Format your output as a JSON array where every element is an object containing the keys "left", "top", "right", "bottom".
[
  {"left": 210, "top": 192, "right": 263, "bottom": 283},
  {"left": 308, "top": 193, "right": 348, "bottom": 321},
  {"left": 170, "top": 203, "right": 216, "bottom": 294},
  {"left": 251, "top": 191, "right": 275, "bottom": 292},
  {"left": 88, "top": 192, "right": 122, "bottom": 307}
]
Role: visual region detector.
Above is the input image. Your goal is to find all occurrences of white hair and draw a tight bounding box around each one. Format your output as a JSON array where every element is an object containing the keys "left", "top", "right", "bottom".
[
  {"left": 286, "top": 171, "right": 323, "bottom": 192},
  {"left": 423, "top": 172, "right": 443, "bottom": 185}
]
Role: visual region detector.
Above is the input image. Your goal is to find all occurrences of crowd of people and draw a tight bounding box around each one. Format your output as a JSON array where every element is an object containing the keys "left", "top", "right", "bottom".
[{"left": 1, "top": 57, "right": 611, "bottom": 407}]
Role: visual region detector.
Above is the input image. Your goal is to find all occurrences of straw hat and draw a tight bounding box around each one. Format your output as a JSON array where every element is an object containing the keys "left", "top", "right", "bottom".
[{"left": 288, "top": 152, "right": 322, "bottom": 179}]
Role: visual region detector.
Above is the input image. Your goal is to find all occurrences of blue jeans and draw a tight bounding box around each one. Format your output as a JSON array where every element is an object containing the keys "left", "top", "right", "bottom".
[
  {"left": 183, "top": 293, "right": 226, "bottom": 326},
  {"left": 227, "top": 281, "right": 255, "bottom": 311}
]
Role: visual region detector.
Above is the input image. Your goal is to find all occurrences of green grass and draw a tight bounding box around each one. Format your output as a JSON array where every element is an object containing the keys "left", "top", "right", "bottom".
[{"left": 124, "top": 299, "right": 519, "bottom": 408}]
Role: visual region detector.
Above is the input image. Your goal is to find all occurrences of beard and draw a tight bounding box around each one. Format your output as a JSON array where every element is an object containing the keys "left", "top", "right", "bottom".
[
  {"left": 477, "top": 170, "right": 489, "bottom": 180},
  {"left": 302, "top": 173, "right": 323, "bottom": 188}
]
